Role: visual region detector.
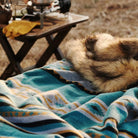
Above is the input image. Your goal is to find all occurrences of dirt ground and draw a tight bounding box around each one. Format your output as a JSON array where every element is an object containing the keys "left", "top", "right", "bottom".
[{"left": 0, "top": 0, "right": 138, "bottom": 76}]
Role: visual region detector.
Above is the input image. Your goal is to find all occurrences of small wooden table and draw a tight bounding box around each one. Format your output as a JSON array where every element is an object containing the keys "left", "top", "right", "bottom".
[{"left": 0, "top": 13, "right": 88, "bottom": 79}]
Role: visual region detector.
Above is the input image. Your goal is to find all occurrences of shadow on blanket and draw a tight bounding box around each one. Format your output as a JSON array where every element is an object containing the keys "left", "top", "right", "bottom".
[{"left": 0, "top": 60, "right": 138, "bottom": 138}]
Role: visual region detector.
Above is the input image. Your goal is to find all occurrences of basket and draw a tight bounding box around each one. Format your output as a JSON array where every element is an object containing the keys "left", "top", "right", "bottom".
[{"left": 0, "top": 6, "right": 12, "bottom": 24}]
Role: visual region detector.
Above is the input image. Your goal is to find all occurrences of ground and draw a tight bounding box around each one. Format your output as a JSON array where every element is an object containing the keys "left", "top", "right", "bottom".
[{"left": 0, "top": 0, "right": 138, "bottom": 76}]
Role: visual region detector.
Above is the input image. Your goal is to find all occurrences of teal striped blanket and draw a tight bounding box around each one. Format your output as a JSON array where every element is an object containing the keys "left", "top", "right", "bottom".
[{"left": 0, "top": 60, "right": 138, "bottom": 138}]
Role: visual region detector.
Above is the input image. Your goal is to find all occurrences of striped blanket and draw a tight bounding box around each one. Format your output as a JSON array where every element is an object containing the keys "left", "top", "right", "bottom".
[{"left": 0, "top": 60, "right": 138, "bottom": 138}]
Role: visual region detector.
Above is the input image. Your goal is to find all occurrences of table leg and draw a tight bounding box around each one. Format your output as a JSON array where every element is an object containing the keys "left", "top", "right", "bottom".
[
  {"left": 35, "top": 27, "right": 71, "bottom": 68},
  {"left": 55, "top": 48, "right": 64, "bottom": 60},
  {"left": 0, "top": 29, "right": 23, "bottom": 77},
  {"left": 46, "top": 35, "right": 64, "bottom": 60},
  {"left": 0, "top": 37, "right": 36, "bottom": 79}
]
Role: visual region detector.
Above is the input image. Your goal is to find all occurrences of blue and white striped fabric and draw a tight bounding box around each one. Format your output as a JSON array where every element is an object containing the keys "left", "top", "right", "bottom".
[{"left": 0, "top": 60, "right": 138, "bottom": 138}]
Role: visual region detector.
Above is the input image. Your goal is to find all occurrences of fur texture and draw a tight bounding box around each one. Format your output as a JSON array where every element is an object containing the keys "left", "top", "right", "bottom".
[{"left": 64, "top": 33, "right": 138, "bottom": 93}]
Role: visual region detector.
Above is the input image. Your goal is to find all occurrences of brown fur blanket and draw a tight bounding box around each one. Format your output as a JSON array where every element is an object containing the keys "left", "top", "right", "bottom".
[{"left": 64, "top": 33, "right": 138, "bottom": 92}]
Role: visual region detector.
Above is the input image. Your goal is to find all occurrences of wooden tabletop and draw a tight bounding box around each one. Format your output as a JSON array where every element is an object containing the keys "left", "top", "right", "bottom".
[
  {"left": 18, "top": 13, "right": 89, "bottom": 39},
  {"left": 0, "top": 13, "right": 88, "bottom": 40}
]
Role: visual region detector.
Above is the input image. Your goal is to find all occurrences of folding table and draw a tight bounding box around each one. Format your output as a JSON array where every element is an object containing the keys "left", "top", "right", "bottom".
[{"left": 0, "top": 13, "right": 88, "bottom": 79}]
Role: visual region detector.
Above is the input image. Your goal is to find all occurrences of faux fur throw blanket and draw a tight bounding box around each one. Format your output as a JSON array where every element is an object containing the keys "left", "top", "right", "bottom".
[{"left": 64, "top": 33, "right": 138, "bottom": 92}]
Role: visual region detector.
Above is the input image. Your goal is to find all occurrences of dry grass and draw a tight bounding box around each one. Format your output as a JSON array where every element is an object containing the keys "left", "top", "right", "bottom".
[{"left": 0, "top": 0, "right": 138, "bottom": 76}]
